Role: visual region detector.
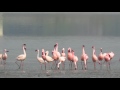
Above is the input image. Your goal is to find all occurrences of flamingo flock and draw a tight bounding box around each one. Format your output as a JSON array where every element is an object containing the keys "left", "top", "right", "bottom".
[{"left": 0, "top": 43, "right": 115, "bottom": 71}]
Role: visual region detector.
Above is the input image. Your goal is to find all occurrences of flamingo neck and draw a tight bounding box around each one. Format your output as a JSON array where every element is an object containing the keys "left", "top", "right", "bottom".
[
  {"left": 92, "top": 48, "right": 95, "bottom": 55},
  {"left": 23, "top": 46, "right": 26, "bottom": 56},
  {"left": 82, "top": 47, "right": 85, "bottom": 54},
  {"left": 62, "top": 50, "right": 64, "bottom": 53},
  {"left": 4, "top": 51, "right": 7, "bottom": 56},
  {"left": 56, "top": 45, "right": 58, "bottom": 52},
  {"left": 100, "top": 49, "right": 102, "bottom": 54},
  {"left": 37, "top": 50, "right": 39, "bottom": 58}
]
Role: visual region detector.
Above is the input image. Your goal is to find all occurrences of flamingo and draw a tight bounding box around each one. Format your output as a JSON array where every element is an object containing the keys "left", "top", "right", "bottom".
[
  {"left": 54, "top": 43, "right": 61, "bottom": 58},
  {"left": 52, "top": 43, "right": 61, "bottom": 69},
  {"left": 57, "top": 56, "right": 66, "bottom": 70},
  {"left": 41, "top": 49, "right": 46, "bottom": 61},
  {"left": 2, "top": 49, "right": 9, "bottom": 65},
  {"left": 81, "top": 45, "right": 89, "bottom": 70},
  {"left": 108, "top": 52, "right": 114, "bottom": 60},
  {"left": 104, "top": 53, "right": 111, "bottom": 70},
  {"left": 15, "top": 44, "right": 26, "bottom": 69},
  {"left": 67, "top": 47, "right": 73, "bottom": 69},
  {"left": 45, "top": 51, "right": 54, "bottom": 69},
  {"left": 71, "top": 50, "right": 78, "bottom": 70},
  {"left": 98, "top": 48, "right": 104, "bottom": 69},
  {"left": 0, "top": 54, "right": 2, "bottom": 64},
  {"left": 35, "top": 49, "right": 47, "bottom": 70},
  {"left": 92, "top": 46, "right": 100, "bottom": 70},
  {"left": 61, "top": 48, "right": 66, "bottom": 57},
  {"left": 52, "top": 50, "right": 58, "bottom": 69},
  {"left": 102, "top": 52, "right": 114, "bottom": 70},
  {"left": 57, "top": 48, "right": 66, "bottom": 69}
]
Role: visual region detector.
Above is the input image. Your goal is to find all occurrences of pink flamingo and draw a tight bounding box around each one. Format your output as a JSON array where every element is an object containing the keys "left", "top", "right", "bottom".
[
  {"left": 52, "top": 50, "right": 58, "bottom": 66},
  {"left": 52, "top": 43, "right": 61, "bottom": 69},
  {"left": 71, "top": 50, "right": 78, "bottom": 70},
  {"left": 41, "top": 49, "right": 46, "bottom": 61},
  {"left": 2, "top": 49, "right": 9, "bottom": 68},
  {"left": 35, "top": 49, "right": 47, "bottom": 70},
  {"left": 81, "top": 45, "right": 89, "bottom": 70},
  {"left": 104, "top": 53, "right": 111, "bottom": 70},
  {"left": 15, "top": 44, "right": 26, "bottom": 69},
  {"left": 108, "top": 52, "right": 114, "bottom": 60},
  {"left": 67, "top": 47, "right": 73, "bottom": 69},
  {"left": 92, "top": 46, "right": 100, "bottom": 70},
  {"left": 98, "top": 48, "right": 104, "bottom": 69}
]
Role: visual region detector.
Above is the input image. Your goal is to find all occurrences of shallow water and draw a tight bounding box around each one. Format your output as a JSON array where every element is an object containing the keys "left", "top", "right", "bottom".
[{"left": 0, "top": 36, "right": 120, "bottom": 78}]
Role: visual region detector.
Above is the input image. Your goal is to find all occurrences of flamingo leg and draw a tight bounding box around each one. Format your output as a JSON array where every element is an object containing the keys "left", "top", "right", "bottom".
[
  {"left": 57, "top": 61, "right": 61, "bottom": 69},
  {"left": 15, "top": 60, "right": 21, "bottom": 69},
  {"left": 74, "top": 62, "right": 77, "bottom": 70},
  {"left": 108, "top": 61, "right": 111, "bottom": 70},
  {"left": 3, "top": 60, "right": 6, "bottom": 69},
  {"left": 51, "top": 61, "right": 54, "bottom": 69},
  {"left": 94, "top": 62, "right": 96, "bottom": 70},
  {"left": 0, "top": 59, "right": 2, "bottom": 64},
  {"left": 106, "top": 62, "right": 108, "bottom": 70},
  {"left": 19, "top": 61, "right": 22, "bottom": 69},
  {"left": 100, "top": 61, "right": 102, "bottom": 70},
  {"left": 69, "top": 61, "right": 71, "bottom": 69},
  {"left": 44, "top": 62, "right": 46, "bottom": 70},
  {"left": 40, "top": 63, "right": 42, "bottom": 70},
  {"left": 71, "top": 61, "right": 72, "bottom": 70},
  {"left": 56, "top": 60, "right": 58, "bottom": 69},
  {"left": 84, "top": 60, "right": 87, "bottom": 70},
  {"left": 81, "top": 61, "right": 83, "bottom": 70},
  {"left": 21, "top": 61, "right": 23, "bottom": 70},
  {"left": 63, "top": 61, "right": 65, "bottom": 70}
]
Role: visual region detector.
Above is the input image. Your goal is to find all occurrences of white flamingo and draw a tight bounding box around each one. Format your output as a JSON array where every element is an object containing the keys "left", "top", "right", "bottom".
[
  {"left": 35, "top": 49, "right": 47, "bottom": 70},
  {"left": 57, "top": 48, "right": 66, "bottom": 69},
  {"left": 45, "top": 51, "right": 54, "bottom": 69},
  {"left": 15, "top": 44, "right": 26, "bottom": 69}
]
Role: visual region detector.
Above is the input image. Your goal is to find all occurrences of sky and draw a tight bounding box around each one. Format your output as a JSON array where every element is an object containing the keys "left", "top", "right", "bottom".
[{"left": 0, "top": 12, "right": 120, "bottom": 36}]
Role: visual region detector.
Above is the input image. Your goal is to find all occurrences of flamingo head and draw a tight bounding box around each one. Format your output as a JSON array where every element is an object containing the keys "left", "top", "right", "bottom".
[
  {"left": 4, "top": 49, "right": 9, "bottom": 52},
  {"left": 68, "top": 48, "right": 71, "bottom": 52},
  {"left": 62, "top": 48, "right": 65, "bottom": 53},
  {"left": 23, "top": 44, "right": 26, "bottom": 50},
  {"left": 100, "top": 48, "right": 102, "bottom": 52},
  {"left": 35, "top": 49, "right": 39, "bottom": 52},
  {"left": 82, "top": 45, "right": 85, "bottom": 47},
  {"left": 45, "top": 51, "right": 49, "bottom": 56},
  {"left": 23, "top": 44, "right": 26, "bottom": 46},
  {"left": 92, "top": 46, "right": 94, "bottom": 48}
]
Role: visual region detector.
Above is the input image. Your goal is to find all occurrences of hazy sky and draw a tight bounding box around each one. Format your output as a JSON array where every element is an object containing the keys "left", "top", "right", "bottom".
[{"left": 1, "top": 12, "right": 120, "bottom": 36}]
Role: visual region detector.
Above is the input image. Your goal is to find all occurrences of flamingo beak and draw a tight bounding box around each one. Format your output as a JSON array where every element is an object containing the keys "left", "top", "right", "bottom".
[
  {"left": 6, "top": 51, "right": 9, "bottom": 52},
  {"left": 35, "top": 50, "right": 37, "bottom": 52}
]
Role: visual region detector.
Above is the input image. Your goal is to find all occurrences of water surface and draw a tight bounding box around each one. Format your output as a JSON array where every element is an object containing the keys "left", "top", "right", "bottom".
[{"left": 0, "top": 36, "right": 120, "bottom": 78}]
